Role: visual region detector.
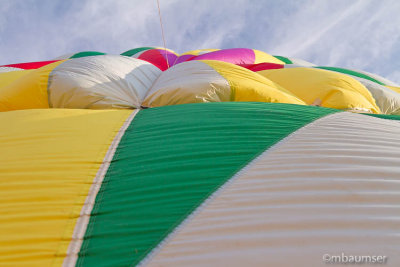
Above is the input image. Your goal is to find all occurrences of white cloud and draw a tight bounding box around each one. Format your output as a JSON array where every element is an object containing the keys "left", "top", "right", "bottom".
[{"left": 265, "top": 0, "right": 400, "bottom": 83}]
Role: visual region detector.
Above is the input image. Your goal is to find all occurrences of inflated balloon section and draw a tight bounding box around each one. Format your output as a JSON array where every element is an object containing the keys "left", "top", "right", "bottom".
[
  {"left": 1, "top": 47, "right": 400, "bottom": 113},
  {"left": 1, "top": 48, "right": 400, "bottom": 267}
]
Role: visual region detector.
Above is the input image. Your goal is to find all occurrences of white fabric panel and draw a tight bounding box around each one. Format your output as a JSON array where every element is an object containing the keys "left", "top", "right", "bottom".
[
  {"left": 129, "top": 50, "right": 146, "bottom": 58},
  {"left": 284, "top": 63, "right": 311, "bottom": 68},
  {"left": 354, "top": 77, "right": 400, "bottom": 115},
  {"left": 0, "top": 67, "right": 22, "bottom": 73},
  {"left": 48, "top": 55, "right": 161, "bottom": 109},
  {"left": 143, "top": 112, "right": 400, "bottom": 267},
  {"left": 287, "top": 57, "right": 316, "bottom": 67},
  {"left": 142, "top": 61, "right": 230, "bottom": 107},
  {"left": 354, "top": 69, "right": 400, "bottom": 87}
]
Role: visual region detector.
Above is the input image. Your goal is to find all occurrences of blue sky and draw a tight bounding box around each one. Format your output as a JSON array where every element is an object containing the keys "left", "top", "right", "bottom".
[{"left": 1, "top": 0, "right": 399, "bottom": 83}]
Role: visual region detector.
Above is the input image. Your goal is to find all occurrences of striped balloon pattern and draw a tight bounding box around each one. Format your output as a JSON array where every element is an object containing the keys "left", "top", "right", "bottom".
[{"left": 0, "top": 48, "right": 399, "bottom": 267}]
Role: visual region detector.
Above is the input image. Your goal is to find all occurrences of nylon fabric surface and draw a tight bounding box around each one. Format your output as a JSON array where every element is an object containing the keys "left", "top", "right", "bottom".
[
  {"left": 0, "top": 109, "right": 132, "bottom": 267},
  {"left": 258, "top": 67, "right": 380, "bottom": 113},
  {"left": 142, "top": 112, "right": 400, "bottom": 267},
  {"left": 142, "top": 61, "right": 231, "bottom": 107},
  {"left": 0, "top": 61, "right": 65, "bottom": 111},
  {"left": 75, "top": 102, "right": 338, "bottom": 267},
  {"left": 48, "top": 55, "right": 161, "bottom": 109},
  {"left": 363, "top": 113, "right": 400, "bottom": 121},
  {"left": 203, "top": 60, "right": 305, "bottom": 105},
  {"left": 316, "top": 66, "right": 385, "bottom": 85}
]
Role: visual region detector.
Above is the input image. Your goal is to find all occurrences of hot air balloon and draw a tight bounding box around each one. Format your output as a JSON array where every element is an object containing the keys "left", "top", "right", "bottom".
[{"left": 0, "top": 47, "right": 399, "bottom": 267}]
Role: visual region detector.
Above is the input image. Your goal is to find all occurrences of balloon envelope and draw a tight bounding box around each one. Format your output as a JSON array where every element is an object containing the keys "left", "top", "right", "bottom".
[{"left": 0, "top": 47, "right": 400, "bottom": 267}]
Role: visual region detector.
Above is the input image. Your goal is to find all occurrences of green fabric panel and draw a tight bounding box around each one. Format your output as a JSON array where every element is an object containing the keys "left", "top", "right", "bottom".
[
  {"left": 273, "top": 55, "right": 293, "bottom": 64},
  {"left": 70, "top": 51, "right": 106, "bottom": 58},
  {"left": 315, "top": 66, "right": 385, "bottom": 85},
  {"left": 121, "top": 47, "right": 155, "bottom": 57},
  {"left": 76, "top": 102, "right": 339, "bottom": 267},
  {"left": 362, "top": 113, "right": 400, "bottom": 121}
]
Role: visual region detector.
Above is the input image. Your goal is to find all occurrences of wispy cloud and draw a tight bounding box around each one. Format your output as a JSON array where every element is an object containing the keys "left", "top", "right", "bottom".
[
  {"left": 263, "top": 0, "right": 400, "bottom": 82},
  {"left": 0, "top": 0, "right": 399, "bottom": 83}
]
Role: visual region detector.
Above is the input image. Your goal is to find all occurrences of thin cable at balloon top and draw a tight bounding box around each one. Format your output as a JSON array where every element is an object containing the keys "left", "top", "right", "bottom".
[{"left": 156, "top": 0, "right": 170, "bottom": 68}]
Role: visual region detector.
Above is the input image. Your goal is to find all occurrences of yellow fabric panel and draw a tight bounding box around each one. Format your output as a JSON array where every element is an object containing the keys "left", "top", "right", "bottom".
[
  {"left": 0, "top": 109, "right": 132, "bottom": 267},
  {"left": 179, "top": 49, "right": 219, "bottom": 56},
  {"left": 153, "top": 47, "right": 178, "bottom": 55},
  {"left": 0, "top": 70, "right": 33, "bottom": 89},
  {"left": 0, "top": 61, "right": 65, "bottom": 111},
  {"left": 253, "top": 49, "right": 285, "bottom": 64},
  {"left": 202, "top": 60, "right": 305, "bottom": 105},
  {"left": 386, "top": 85, "right": 400, "bottom": 94},
  {"left": 258, "top": 68, "right": 381, "bottom": 113}
]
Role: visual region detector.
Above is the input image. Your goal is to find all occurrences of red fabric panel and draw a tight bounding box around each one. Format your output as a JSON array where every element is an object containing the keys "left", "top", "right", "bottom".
[
  {"left": 238, "top": 62, "right": 284, "bottom": 72},
  {"left": 1, "top": 60, "right": 60, "bottom": 70},
  {"left": 138, "top": 50, "right": 168, "bottom": 71}
]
